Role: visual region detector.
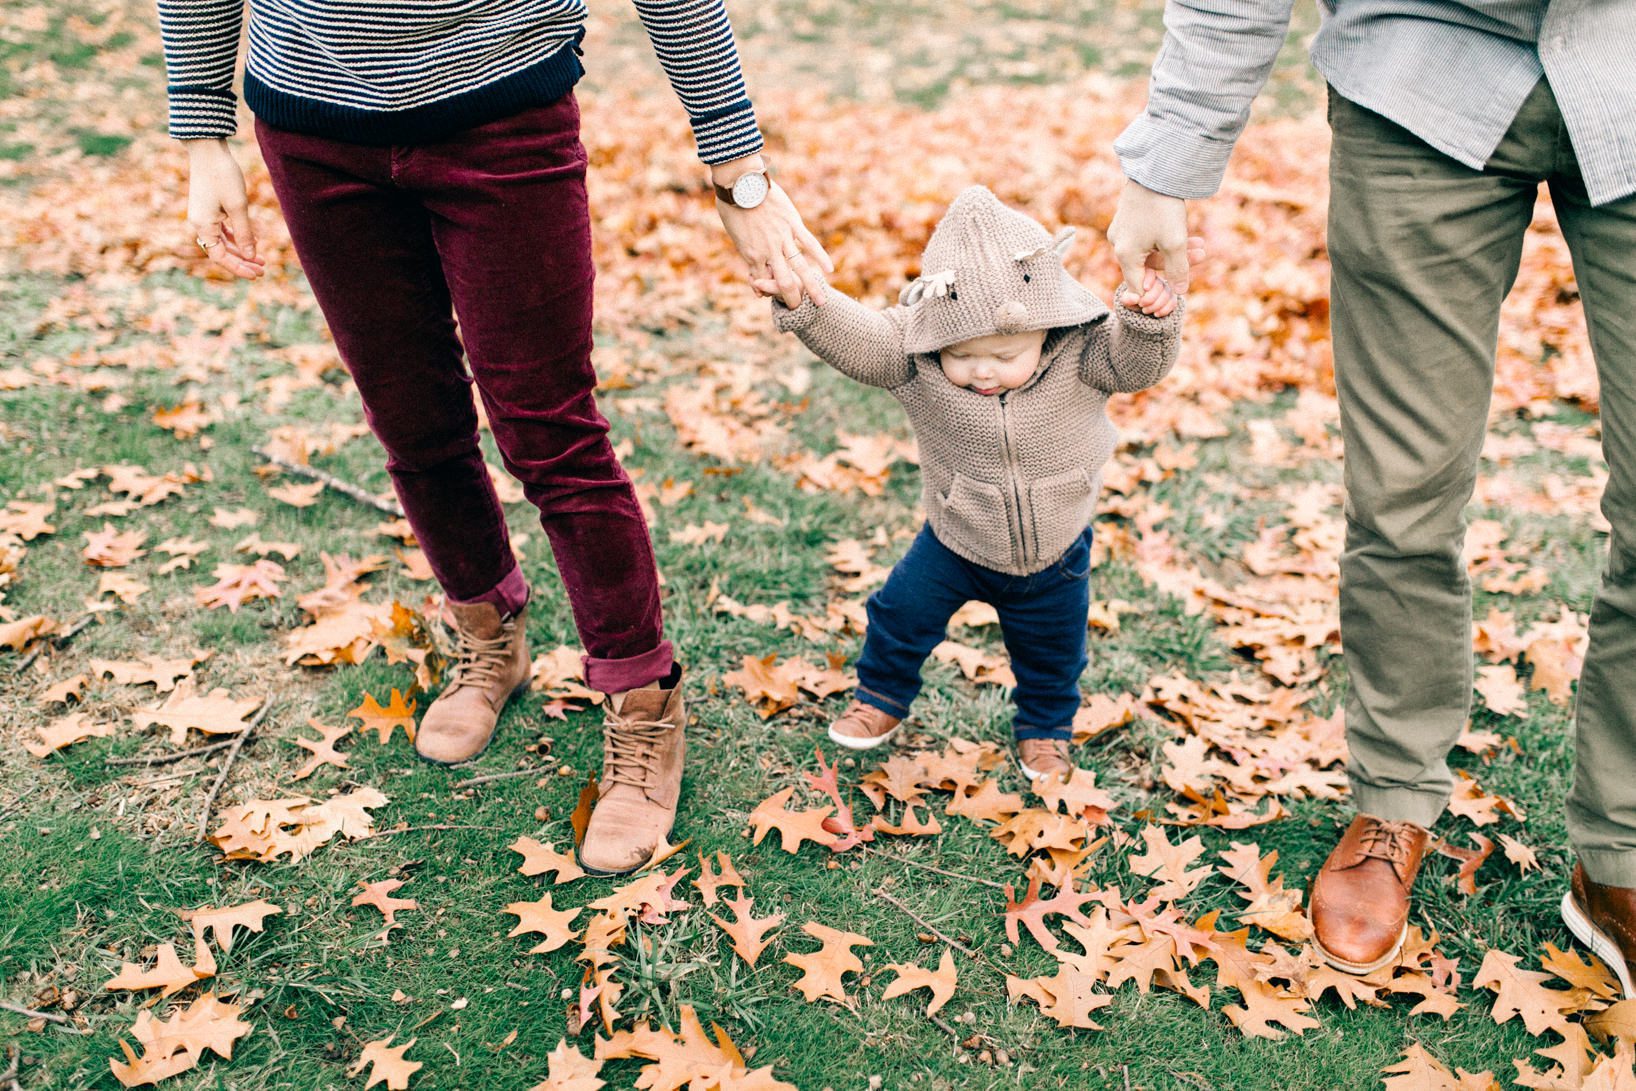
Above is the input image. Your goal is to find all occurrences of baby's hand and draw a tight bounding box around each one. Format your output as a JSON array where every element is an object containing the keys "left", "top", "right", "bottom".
[{"left": 1119, "top": 235, "right": 1205, "bottom": 318}]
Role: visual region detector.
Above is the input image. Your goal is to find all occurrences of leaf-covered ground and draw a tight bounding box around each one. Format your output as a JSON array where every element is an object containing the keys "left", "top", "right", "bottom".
[{"left": 2, "top": 1, "right": 1630, "bottom": 1088}]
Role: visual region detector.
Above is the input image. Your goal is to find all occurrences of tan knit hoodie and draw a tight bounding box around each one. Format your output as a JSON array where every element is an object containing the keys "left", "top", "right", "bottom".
[{"left": 773, "top": 187, "right": 1183, "bottom": 577}]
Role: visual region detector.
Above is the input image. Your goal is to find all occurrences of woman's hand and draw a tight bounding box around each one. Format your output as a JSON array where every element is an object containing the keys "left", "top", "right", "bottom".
[
  {"left": 712, "top": 154, "right": 832, "bottom": 307},
  {"left": 186, "top": 139, "right": 264, "bottom": 279}
]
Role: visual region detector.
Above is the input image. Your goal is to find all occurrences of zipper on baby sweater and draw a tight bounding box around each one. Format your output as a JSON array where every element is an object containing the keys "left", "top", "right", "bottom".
[{"left": 998, "top": 393, "right": 1029, "bottom": 569}]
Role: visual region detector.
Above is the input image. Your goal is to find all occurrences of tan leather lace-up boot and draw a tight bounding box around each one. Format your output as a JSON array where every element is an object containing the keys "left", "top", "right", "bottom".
[
  {"left": 1563, "top": 862, "right": 1636, "bottom": 1000},
  {"left": 1309, "top": 814, "right": 1429, "bottom": 974},
  {"left": 415, "top": 601, "right": 531, "bottom": 765},
  {"left": 1017, "top": 737, "right": 1072, "bottom": 781},
  {"left": 827, "top": 699, "right": 902, "bottom": 751},
  {"left": 579, "top": 670, "right": 686, "bottom": 876}
]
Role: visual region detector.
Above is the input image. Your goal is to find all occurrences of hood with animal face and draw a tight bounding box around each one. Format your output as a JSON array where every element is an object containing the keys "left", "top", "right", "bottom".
[{"left": 900, "top": 185, "right": 1109, "bottom": 355}]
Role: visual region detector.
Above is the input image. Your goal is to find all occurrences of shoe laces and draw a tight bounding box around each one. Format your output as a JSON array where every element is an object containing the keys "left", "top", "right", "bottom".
[
  {"left": 444, "top": 622, "right": 514, "bottom": 693},
  {"left": 603, "top": 710, "right": 669, "bottom": 792},
  {"left": 1358, "top": 819, "right": 1413, "bottom": 867},
  {"left": 1020, "top": 738, "right": 1069, "bottom": 763},
  {"left": 837, "top": 701, "right": 893, "bottom": 737}
]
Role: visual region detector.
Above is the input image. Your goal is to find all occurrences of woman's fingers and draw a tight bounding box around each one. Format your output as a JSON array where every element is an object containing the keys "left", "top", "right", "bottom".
[
  {"left": 795, "top": 220, "right": 833, "bottom": 275},
  {"left": 767, "top": 251, "right": 804, "bottom": 309},
  {"left": 787, "top": 250, "right": 827, "bottom": 304}
]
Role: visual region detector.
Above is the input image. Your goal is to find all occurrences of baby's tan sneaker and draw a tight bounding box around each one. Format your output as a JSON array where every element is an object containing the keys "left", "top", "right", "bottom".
[
  {"left": 828, "top": 700, "right": 902, "bottom": 751},
  {"left": 1017, "top": 738, "right": 1071, "bottom": 781}
]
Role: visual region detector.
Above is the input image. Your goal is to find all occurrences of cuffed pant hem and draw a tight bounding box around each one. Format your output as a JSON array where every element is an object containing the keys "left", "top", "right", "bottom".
[
  {"left": 1348, "top": 780, "right": 1449, "bottom": 830},
  {"left": 447, "top": 563, "right": 530, "bottom": 619},
  {"left": 856, "top": 685, "right": 912, "bottom": 718},
  {"left": 584, "top": 640, "right": 674, "bottom": 695},
  {"left": 1014, "top": 723, "right": 1072, "bottom": 741},
  {"left": 1574, "top": 848, "right": 1636, "bottom": 889}
]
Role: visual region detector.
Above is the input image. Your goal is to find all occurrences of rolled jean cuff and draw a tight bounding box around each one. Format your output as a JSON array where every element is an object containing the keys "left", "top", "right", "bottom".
[
  {"left": 448, "top": 563, "right": 530, "bottom": 620},
  {"left": 1574, "top": 847, "right": 1636, "bottom": 889},
  {"left": 1014, "top": 723, "right": 1073, "bottom": 742},
  {"left": 1348, "top": 779, "right": 1449, "bottom": 830},
  {"left": 584, "top": 640, "right": 674, "bottom": 695},
  {"left": 856, "top": 686, "right": 911, "bottom": 718}
]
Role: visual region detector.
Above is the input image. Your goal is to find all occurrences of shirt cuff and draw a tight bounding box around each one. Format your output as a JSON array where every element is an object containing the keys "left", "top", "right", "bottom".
[
  {"left": 1113, "top": 114, "right": 1235, "bottom": 201},
  {"left": 168, "top": 89, "right": 239, "bottom": 140},
  {"left": 691, "top": 100, "right": 764, "bottom": 165}
]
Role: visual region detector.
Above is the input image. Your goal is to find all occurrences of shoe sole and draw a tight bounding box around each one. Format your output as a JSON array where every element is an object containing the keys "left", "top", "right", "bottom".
[
  {"left": 1311, "top": 921, "right": 1407, "bottom": 976},
  {"left": 415, "top": 677, "right": 533, "bottom": 768},
  {"left": 1561, "top": 890, "right": 1636, "bottom": 1000},
  {"left": 827, "top": 723, "right": 901, "bottom": 751},
  {"left": 1018, "top": 760, "right": 1071, "bottom": 781}
]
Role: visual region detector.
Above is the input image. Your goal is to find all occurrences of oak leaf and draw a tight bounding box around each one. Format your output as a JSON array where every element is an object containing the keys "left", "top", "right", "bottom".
[
  {"left": 109, "top": 993, "right": 252, "bottom": 1088},
  {"left": 692, "top": 850, "right": 744, "bottom": 907},
  {"left": 196, "top": 559, "right": 285, "bottom": 611},
  {"left": 1475, "top": 948, "right": 1577, "bottom": 1038},
  {"left": 1381, "top": 1042, "right": 1499, "bottom": 1091},
  {"left": 747, "top": 786, "right": 838, "bottom": 854},
  {"left": 183, "top": 900, "right": 283, "bottom": 955},
  {"left": 103, "top": 942, "right": 212, "bottom": 997},
  {"left": 131, "top": 685, "right": 261, "bottom": 746},
  {"left": 529, "top": 1040, "right": 605, "bottom": 1091},
  {"left": 354, "top": 879, "right": 419, "bottom": 932},
  {"left": 709, "top": 893, "right": 784, "bottom": 968},
  {"left": 511, "top": 836, "right": 586, "bottom": 884},
  {"left": 349, "top": 1036, "right": 422, "bottom": 1090},
  {"left": 1474, "top": 664, "right": 1528, "bottom": 717},
  {"left": 722, "top": 654, "right": 803, "bottom": 718},
  {"left": 290, "top": 718, "right": 352, "bottom": 780},
  {"left": 92, "top": 652, "right": 207, "bottom": 692},
  {"left": 83, "top": 526, "right": 147, "bottom": 567},
  {"left": 1129, "top": 825, "right": 1212, "bottom": 901},
  {"left": 506, "top": 894, "right": 583, "bottom": 954},
  {"left": 881, "top": 948, "right": 958, "bottom": 1016},
  {"left": 348, "top": 688, "right": 418, "bottom": 744},
  {"left": 25, "top": 712, "right": 115, "bottom": 758},
  {"left": 784, "top": 922, "right": 872, "bottom": 1005}
]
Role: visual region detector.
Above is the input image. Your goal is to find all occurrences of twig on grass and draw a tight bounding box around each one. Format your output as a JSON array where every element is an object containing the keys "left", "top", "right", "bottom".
[
  {"left": 196, "top": 698, "right": 272, "bottom": 839},
  {"left": 451, "top": 766, "right": 552, "bottom": 790},
  {"left": 876, "top": 889, "right": 1001, "bottom": 976},
  {"left": 348, "top": 823, "right": 503, "bottom": 844},
  {"left": 860, "top": 845, "right": 1009, "bottom": 891},
  {"left": 252, "top": 446, "right": 404, "bottom": 516},
  {"left": 0, "top": 1000, "right": 72, "bottom": 1025},
  {"left": 106, "top": 738, "right": 236, "bottom": 767}
]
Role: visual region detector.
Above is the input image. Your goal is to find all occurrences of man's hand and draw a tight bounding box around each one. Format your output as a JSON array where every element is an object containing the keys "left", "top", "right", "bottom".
[
  {"left": 712, "top": 153, "right": 832, "bottom": 307},
  {"left": 186, "top": 139, "right": 264, "bottom": 279},
  {"left": 1108, "top": 178, "right": 1190, "bottom": 307}
]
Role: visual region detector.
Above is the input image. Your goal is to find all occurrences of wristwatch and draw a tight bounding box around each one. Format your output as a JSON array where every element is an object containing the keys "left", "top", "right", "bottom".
[{"left": 714, "top": 162, "right": 772, "bottom": 209}]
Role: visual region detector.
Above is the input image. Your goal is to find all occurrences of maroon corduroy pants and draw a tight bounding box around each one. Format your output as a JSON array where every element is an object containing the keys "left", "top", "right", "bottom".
[{"left": 256, "top": 94, "right": 672, "bottom": 693}]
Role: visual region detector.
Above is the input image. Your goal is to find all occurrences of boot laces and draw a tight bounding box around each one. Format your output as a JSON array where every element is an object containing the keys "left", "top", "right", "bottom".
[
  {"left": 1358, "top": 819, "right": 1412, "bottom": 867},
  {"left": 838, "top": 701, "right": 893, "bottom": 737},
  {"left": 1020, "top": 738, "right": 1069, "bottom": 764},
  {"left": 445, "top": 622, "right": 514, "bottom": 693},
  {"left": 603, "top": 712, "right": 669, "bottom": 792}
]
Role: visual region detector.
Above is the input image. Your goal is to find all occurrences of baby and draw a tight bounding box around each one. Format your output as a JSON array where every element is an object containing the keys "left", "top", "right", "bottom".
[{"left": 773, "top": 185, "right": 1189, "bottom": 780}]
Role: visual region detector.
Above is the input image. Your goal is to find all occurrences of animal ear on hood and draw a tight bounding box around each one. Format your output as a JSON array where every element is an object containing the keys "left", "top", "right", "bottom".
[{"left": 1051, "top": 226, "right": 1076, "bottom": 260}]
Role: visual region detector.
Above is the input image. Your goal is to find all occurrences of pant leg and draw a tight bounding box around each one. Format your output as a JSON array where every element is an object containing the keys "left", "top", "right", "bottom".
[
  {"left": 993, "top": 528, "right": 1092, "bottom": 741},
  {"left": 400, "top": 96, "right": 670, "bottom": 692},
  {"left": 1552, "top": 164, "right": 1636, "bottom": 884},
  {"left": 855, "top": 526, "right": 982, "bottom": 718},
  {"left": 255, "top": 121, "right": 521, "bottom": 609},
  {"left": 1326, "top": 85, "right": 1549, "bottom": 826}
]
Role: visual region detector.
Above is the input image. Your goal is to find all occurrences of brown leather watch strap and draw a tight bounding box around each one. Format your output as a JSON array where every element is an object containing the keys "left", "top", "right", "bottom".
[{"left": 712, "top": 161, "right": 772, "bottom": 207}]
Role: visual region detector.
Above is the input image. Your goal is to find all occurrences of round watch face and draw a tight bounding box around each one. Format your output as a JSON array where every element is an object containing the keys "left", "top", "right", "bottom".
[{"left": 731, "top": 170, "right": 769, "bottom": 209}]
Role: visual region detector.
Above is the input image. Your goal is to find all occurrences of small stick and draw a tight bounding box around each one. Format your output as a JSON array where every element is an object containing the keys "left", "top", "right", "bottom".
[
  {"left": 451, "top": 767, "right": 551, "bottom": 790},
  {"left": 927, "top": 1014, "right": 960, "bottom": 1038},
  {"left": 252, "top": 446, "right": 403, "bottom": 516},
  {"left": 861, "top": 845, "right": 1009, "bottom": 891},
  {"left": 0, "top": 1001, "right": 71, "bottom": 1025},
  {"left": 107, "top": 738, "right": 236, "bottom": 767},
  {"left": 196, "top": 698, "right": 272, "bottom": 839},
  {"left": 348, "top": 823, "right": 503, "bottom": 843},
  {"left": 876, "top": 889, "right": 997, "bottom": 972},
  {"left": 13, "top": 612, "right": 98, "bottom": 675}
]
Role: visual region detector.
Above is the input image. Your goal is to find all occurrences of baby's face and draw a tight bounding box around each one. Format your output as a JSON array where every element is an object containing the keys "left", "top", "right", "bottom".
[{"left": 938, "top": 330, "right": 1047, "bottom": 396}]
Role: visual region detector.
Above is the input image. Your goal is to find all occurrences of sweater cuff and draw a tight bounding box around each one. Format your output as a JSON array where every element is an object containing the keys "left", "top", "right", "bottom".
[
  {"left": 771, "top": 296, "right": 821, "bottom": 332},
  {"left": 1112, "top": 289, "right": 1184, "bottom": 337},
  {"left": 168, "top": 88, "right": 239, "bottom": 140},
  {"left": 691, "top": 101, "right": 765, "bottom": 166},
  {"left": 1113, "top": 114, "right": 1233, "bottom": 201}
]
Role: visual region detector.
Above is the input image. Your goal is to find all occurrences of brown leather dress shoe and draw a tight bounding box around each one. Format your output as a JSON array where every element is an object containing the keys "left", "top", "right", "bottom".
[
  {"left": 827, "top": 700, "right": 902, "bottom": 751},
  {"left": 579, "top": 669, "right": 686, "bottom": 876},
  {"left": 1563, "top": 861, "right": 1636, "bottom": 999},
  {"left": 1017, "top": 738, "right": 1072, "bottom": 781},
  {"left": 415, "top": 601, "right": 531, "bottom": 765},
  {"left": 1308, "top": 814, "right": 1429, "bottom": 974}
]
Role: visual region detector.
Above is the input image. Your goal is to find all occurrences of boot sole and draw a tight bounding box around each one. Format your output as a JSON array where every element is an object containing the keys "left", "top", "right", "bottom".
[
  {"left": 1311, "top": 921, "right": 1406, "bottom": 976},
  {"left": 1561, "top": 890, "right": 1636, "bottom": 1000},
  {"left": 1018, "top": 759, "right": 1071, "bottom": 781},
  {"left": 827, "top": 723, "right": 901, "bottom": 751},
  {"left": 415, "top": 677, "right": 533, "bottom": 767}
]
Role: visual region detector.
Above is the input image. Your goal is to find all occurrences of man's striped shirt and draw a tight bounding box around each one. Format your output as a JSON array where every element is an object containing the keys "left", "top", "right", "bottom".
[{"left": 158, "top": 0, "right": 763, "bottom": 164}]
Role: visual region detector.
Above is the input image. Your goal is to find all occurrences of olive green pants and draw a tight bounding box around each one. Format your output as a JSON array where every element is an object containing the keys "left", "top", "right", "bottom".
[{"left": 1328, "top": 80, "right": 1636, "bottom": 885}]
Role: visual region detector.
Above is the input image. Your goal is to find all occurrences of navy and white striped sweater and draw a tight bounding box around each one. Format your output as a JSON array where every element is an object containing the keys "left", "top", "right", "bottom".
[{"left": 157, "top": 0, "right": 763, "bottom": 164}]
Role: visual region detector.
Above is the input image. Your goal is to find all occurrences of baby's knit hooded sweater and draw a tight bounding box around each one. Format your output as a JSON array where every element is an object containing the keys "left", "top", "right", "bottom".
[{"left": 774, "top": 186, "right": 1183, "bottom": 577}]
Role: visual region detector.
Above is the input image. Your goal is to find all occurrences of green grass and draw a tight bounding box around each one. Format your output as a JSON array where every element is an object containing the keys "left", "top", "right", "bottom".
[{"left": 0, "top": 3, "right": 1617, "bottom": 1089}]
